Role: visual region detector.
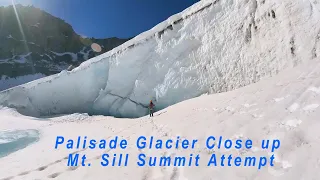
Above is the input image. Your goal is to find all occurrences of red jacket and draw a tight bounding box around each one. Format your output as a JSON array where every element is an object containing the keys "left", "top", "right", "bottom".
[{"left": 149, "top": 102, "right": 154, "bottom": 109}]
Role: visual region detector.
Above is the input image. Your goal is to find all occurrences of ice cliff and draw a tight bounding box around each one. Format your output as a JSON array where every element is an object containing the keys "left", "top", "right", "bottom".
[{"left": 0, "top": 0, "right": 319, "bottom": 118}]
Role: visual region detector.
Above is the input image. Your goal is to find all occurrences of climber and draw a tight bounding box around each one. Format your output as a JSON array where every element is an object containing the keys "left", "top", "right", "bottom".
[{"left": 149, "top": 100, "right": 155, "bottom": 117}]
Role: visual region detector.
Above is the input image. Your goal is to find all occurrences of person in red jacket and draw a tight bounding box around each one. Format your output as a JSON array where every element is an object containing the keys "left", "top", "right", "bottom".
[{"left": 149, "top": 100, "right": 155, "bottom": 117}]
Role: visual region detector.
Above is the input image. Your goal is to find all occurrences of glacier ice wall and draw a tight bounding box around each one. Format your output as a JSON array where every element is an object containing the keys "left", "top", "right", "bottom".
[{"left": 0, "top": 0, "right": 320, "bottom": 118}]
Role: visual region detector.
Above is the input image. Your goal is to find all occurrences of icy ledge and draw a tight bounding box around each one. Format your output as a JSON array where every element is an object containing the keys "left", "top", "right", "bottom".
[{"left": 0, "top": 0, "right": 320, "bottom": 118}]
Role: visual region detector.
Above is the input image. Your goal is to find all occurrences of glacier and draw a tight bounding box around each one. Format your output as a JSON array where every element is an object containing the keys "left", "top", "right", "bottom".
[
  {"left": 1, "top": 0, "right": 320, "bottom": 179},
  {"left": 0, "top": 0, "right": 320, "bottom": 118},
  {"left": 0, "top": 54, "right": 319, "bottom": 180}
]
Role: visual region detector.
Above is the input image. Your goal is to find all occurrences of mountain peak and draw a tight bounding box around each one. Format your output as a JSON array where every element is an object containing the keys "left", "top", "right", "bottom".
[{"left": 0, "top": 4, "right": 130, "bottom": 91}]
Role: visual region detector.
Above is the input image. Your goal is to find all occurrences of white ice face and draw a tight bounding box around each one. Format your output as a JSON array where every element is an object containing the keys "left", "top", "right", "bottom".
[{"left": 0, "top": 0, "right": 319, "bottom": 118}]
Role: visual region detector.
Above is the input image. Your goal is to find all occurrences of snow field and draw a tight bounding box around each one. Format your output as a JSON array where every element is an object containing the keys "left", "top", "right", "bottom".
[{"left": 0, "top": 58, "right": 319, "bottom": 179}]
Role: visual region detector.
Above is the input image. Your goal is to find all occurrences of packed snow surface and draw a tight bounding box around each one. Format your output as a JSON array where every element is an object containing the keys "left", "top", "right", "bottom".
[
  {"left": 0, "top": 56, "right": 319, "bottom": 180},
  {"left": 1, "top": 0, "right": 320, "bottom": 118}
]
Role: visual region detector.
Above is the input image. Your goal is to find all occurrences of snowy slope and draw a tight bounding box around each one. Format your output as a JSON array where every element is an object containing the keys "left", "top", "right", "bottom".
[
  {"left": 1, "top": 0, "right": 320, "bottom": 118},
  {"left": 0, "top": 57, "right": 319, "bottom": 180}
]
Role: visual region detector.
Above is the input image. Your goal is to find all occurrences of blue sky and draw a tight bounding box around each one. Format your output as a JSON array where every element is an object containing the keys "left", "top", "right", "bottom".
[{"left": 0, "top": 0, "right": 199, "bottom": 38}]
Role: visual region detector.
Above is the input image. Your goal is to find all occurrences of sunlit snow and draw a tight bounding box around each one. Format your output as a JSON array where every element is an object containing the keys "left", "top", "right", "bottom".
[{"left": 0, "top": 0, "right": 320, "bottom": 179}]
